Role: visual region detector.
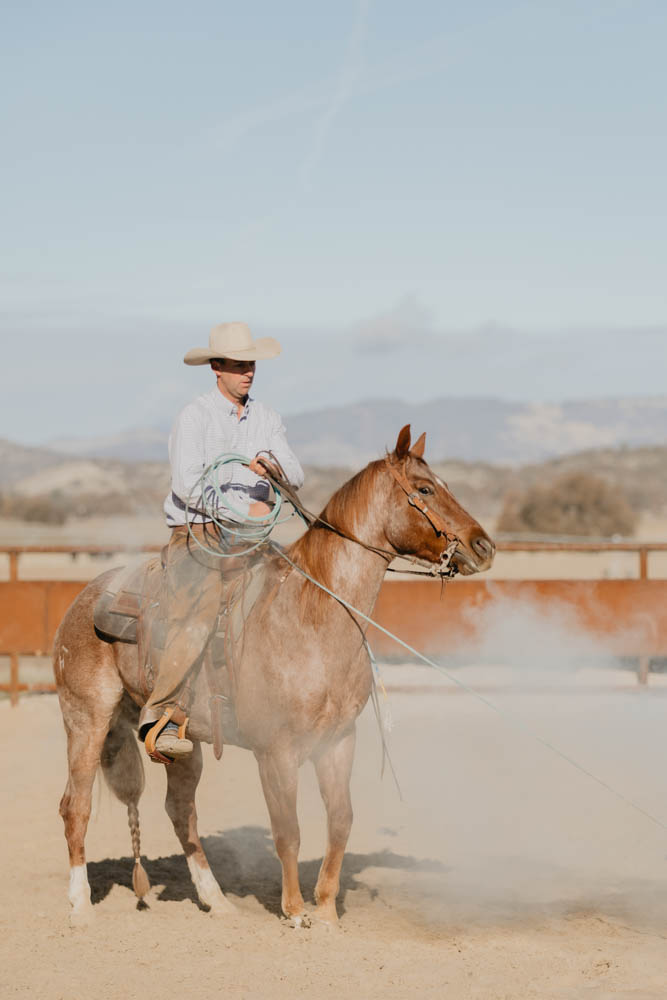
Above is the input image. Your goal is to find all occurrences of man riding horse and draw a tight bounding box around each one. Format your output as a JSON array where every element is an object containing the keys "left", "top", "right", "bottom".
[{"left": 138, "top": 322, "right": 304, "bottom": 761}]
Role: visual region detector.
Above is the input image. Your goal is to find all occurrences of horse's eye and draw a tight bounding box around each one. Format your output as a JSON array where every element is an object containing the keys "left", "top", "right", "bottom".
[{"left": 419, "top": 486, "right": 433, "bottom": 496}]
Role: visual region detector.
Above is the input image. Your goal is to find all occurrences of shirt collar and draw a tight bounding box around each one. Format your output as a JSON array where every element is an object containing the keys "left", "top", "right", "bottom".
[{"left": 210, "top": 388, "right": 253, "bottom": 420}]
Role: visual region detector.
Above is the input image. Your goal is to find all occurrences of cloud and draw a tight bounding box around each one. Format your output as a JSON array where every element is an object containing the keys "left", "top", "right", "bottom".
[
  {"left": 299, "top": 0, "right": 372, "bottom": 191},
  {"left": 353, "top": 294, "right": 437, "bottom": 352}
]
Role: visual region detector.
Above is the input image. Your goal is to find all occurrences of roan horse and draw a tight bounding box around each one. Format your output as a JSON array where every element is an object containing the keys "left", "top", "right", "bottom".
[{"left": 54, "top": 425, "right": 495, "bottom": 926}]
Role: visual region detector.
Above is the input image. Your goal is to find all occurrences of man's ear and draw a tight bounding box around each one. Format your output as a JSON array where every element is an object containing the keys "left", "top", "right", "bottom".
[
  {"left": 412, "top": 432, "right": 426, "bottom": 459},
  {"left": 394, "top": 424, "right": 411, "bottom": 460}
]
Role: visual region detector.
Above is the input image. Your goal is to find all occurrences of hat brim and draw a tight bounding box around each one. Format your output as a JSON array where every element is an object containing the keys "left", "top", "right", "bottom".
[{"left": 183, "top": 338, "right": 281, "bottom": 365}]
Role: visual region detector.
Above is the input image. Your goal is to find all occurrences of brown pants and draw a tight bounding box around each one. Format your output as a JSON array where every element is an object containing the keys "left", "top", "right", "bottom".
[{"left": 138, "top": 522, "right": 243, "bottom": 734}]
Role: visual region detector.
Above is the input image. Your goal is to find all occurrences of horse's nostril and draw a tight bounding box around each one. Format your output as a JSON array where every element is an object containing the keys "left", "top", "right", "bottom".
[{"left": 472, "top": 535, "right": 494, "bottom": 561}]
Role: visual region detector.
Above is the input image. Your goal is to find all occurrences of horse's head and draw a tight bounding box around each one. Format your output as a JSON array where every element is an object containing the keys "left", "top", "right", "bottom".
[{"left": 383, "top": 425, "right": 495, "bottom": 576}]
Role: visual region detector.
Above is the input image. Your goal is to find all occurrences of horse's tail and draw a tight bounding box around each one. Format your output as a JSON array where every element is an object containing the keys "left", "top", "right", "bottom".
[{"left": 100, "top": 710, "right": 151, "bottom": 901}]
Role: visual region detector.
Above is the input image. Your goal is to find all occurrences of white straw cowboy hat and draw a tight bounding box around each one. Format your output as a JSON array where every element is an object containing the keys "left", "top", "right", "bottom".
[{"left": 183, "top": 322, "right": 281, "bottom": 366}]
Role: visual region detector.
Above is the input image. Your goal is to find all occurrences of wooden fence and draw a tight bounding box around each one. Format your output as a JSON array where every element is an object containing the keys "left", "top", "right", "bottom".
[{"left": 2, "top": 542, "right": 667, "bottom": 704}]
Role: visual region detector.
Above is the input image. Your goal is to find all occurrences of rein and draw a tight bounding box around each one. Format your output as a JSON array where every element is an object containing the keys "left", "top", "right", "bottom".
[
  {"left": 263, "top": 458, "right": 460, "bottom": 581},
  {"left": 184, "top": 452, "right": 460, "bottom": 580},
  {"left": 268, "top": 541, "right": 667, "bottom": 838}
]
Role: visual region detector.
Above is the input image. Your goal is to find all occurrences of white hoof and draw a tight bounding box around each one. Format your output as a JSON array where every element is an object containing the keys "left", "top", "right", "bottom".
[
  {"left": 68, "top": 865, "right": 93, "bottom": 925},
  {"left": 186, "top": 857, "right": 232, "bottom": 913},
  {"left": 69, "top": 905, "right": 94, "bottom": 928},
  {"left": 207, "top": 897, "right": 237, "bottom": 917},
  {"left": 285, "top": 912, "right": 312, "bottom": 930}
]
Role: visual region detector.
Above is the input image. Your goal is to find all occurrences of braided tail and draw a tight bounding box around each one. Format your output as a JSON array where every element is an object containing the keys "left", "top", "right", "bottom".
[
  {"left": 100, "top": 719, "right": 151, "bottom": 901},
  {"left": 128, "top": 802, "right": 150, "bottom": 899}
]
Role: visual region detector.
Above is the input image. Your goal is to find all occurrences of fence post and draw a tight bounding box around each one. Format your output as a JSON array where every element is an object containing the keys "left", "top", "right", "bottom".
[{"left": 10, "top": 652, "right": 20, "bottom": 707}]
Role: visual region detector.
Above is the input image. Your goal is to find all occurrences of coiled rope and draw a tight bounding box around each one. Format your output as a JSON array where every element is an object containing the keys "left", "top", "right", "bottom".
[{"left": 185, "top": 452, "right": 300, "bottom": 558}]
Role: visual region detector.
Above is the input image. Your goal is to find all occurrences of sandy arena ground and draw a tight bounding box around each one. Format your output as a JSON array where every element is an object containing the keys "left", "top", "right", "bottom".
[{"left": 3, "top": 672, "right": 667, "bottom": 1000}]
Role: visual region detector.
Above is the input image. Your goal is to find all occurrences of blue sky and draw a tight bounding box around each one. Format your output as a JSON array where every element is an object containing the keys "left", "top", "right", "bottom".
[{"left": 2, "top": 1, "right": 667, "bottom": 442}]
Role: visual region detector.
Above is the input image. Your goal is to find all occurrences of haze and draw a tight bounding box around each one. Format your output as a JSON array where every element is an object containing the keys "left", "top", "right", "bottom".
[{"left": 2, "top": 1, "right": 667, "bottom": 443}]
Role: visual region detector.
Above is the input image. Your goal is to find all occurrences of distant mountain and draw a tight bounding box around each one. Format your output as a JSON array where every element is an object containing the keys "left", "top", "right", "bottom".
[
  {"left": 0, "top": 438, "right": 71, "bottom": 488},
  {"left": 49, "top": 427, "right": 170, "bottom": 462},
  {"left": 45, "top": 395, "right": 667, "bottom": 466},
  {"left": 286, "top": 396, "right": 667, "bottom": 464}
]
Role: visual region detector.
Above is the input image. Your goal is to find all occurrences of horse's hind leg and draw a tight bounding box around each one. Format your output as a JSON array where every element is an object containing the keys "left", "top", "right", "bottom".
[
  {"left": 58, "top": 678, "right": 122, "bottom": 924},
  {"left": 256, "top": 746, "right": 308, "bottom": 926},
  {"left": 164, "top": 742, "right": 234, "bottom": 914},
  {"left": 312, "top": 726, "right": 356, "bottom": 924}
]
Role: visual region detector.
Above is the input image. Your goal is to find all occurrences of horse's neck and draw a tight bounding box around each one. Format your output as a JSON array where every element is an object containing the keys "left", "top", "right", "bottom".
[
  {"left": 321, "top": 534, "right": 388, "bottom": 616},
  {"left": 307, "top": 470, "right": 391, "bottom": 615}
]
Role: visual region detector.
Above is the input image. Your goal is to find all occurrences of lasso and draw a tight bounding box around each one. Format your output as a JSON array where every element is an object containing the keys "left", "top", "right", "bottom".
[{"left": 185, "top": 452, "right": 298, "bottom": 557}]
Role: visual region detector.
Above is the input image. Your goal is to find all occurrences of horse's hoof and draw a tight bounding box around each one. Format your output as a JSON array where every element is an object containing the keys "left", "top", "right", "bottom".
[
  {"left": 313, "top": 904, "right": 339, "bottom": 927},
  {"left": 206, "top": 897, "right": 236, "bottom": 917},
  {"left": 69, "top": 905, "right": 95, "bottom": 929},
  {"left": 284, "top": 912, "right": 311, "bottom": 930}
]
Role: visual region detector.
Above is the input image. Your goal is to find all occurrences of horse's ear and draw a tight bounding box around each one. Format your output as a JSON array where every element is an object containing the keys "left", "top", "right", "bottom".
[
  {"left": 394, "top": 424, "right": 411, "bottom": 460},
  {"left": 412, "top": 432, "right": 426, "bottom": 459}
]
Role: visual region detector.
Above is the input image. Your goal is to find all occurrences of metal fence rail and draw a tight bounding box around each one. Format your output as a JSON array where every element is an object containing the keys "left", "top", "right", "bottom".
[{"left": 2, "top": 542, "right": 667, "bottom": 704}]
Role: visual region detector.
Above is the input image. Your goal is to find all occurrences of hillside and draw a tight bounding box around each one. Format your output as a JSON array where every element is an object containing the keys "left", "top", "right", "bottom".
[
  {"left": 46, "top": 394, "right": 667, "bottom": 467},
  {"left": 2, "top": 439, "right": 665, "bottom": 530}
]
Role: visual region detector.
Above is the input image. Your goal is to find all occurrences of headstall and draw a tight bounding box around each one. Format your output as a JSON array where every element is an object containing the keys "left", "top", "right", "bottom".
[
  {"left": 384, "top": 459, "right": 460, "bottom": 578},
  {"left": 261, "top": 460, "right": 460, "bottom": 581}
]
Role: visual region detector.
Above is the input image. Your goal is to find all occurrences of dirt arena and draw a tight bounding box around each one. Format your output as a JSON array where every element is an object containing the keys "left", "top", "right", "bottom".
[{"left": 3, "top": 668, "right": 667, "bottom": 1000}]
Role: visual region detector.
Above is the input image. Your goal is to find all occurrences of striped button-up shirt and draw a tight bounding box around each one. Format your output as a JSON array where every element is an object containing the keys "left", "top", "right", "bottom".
[{"left": 163, "top": 389, "right": 304, "bottom": 526}]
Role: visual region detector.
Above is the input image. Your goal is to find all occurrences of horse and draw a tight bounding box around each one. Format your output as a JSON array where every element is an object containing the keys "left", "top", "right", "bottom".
[{"left": 54, "top": 425, "right": 495, "bottom": 926}]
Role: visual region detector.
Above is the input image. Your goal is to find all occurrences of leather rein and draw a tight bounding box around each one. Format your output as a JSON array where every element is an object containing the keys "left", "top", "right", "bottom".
[{"left": 261, "top": 456, "right": 460, "bottom": 581}]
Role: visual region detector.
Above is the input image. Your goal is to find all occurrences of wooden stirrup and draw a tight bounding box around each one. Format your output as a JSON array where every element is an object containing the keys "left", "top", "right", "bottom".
[{"left": 144, "top": 707, "right": 177, "bottom": 765}]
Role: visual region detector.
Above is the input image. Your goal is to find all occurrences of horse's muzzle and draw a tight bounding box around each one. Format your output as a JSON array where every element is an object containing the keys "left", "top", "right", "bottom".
[{"left": 453, "top": 534, "right": 495, "bottom": 575}]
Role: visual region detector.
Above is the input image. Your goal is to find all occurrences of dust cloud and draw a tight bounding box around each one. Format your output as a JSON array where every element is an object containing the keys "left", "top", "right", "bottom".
[{"left": 345, "top": 597, "right": 667, "bottom": 932}]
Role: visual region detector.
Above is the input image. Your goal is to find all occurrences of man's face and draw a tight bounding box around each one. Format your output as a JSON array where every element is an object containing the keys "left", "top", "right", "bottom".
[{"left": 212, "top": 358, "right": 256, "bottom": 402}]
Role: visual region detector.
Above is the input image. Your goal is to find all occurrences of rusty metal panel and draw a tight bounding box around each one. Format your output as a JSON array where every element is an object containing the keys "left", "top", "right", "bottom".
[
  {"left": 3, "top": 577, "right": 667, "bottom": 662},
  {"left": 372, "top": 579, "right": 667, "bottom": 657},
  {"left": 0, "top": 582, "right": 86, "bottom": 654}
]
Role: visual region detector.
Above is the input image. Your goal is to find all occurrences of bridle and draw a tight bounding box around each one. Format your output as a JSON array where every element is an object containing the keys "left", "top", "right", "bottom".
[
  {"left": 260, "top": 456, "right": 461, "bottom": 580},
  {"left": 383, "top": 458, "right": 460, "bottom": 578}
]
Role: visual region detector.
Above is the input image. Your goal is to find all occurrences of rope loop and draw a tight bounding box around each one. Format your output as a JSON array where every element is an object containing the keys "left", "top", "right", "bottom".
[{"left": 185, "top": 453, "right": 295, "bottom": 558}]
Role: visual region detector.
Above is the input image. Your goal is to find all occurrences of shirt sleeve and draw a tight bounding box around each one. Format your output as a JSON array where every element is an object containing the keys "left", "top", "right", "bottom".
[
  {"left": 263, "top": 410, "right": 305, "bottom": 489},
  {"left": 169, "top": 404, "right": 209, "bottom": 511}
]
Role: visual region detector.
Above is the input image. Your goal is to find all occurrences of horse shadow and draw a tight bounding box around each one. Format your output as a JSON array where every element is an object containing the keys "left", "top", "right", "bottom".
[{"left": 86, "top": 825, "right": 448, "bottom": 917}]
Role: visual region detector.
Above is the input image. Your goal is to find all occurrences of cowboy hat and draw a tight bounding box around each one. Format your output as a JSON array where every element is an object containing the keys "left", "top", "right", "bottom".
[{"left": 183, "top": 322, "right": 281, "bottom": 365}]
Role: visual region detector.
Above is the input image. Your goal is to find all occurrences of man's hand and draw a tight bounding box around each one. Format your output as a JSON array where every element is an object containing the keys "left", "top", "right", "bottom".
[{"left": 248, "top": 455, "right": 280, "bottom": 479}]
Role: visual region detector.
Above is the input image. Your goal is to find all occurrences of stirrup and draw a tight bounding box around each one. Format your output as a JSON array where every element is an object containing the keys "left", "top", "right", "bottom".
[{"left": 144, "top": 707, "right": 189, "bottom": 765}]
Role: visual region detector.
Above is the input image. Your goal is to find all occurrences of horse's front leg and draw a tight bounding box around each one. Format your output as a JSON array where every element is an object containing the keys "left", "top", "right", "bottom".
[
  {"left": 255, "top": 746, "right": 308, "bottom": 926},
  {"left": 165, "top": 742, "right": 234, "bottom": 914},
  {"left": 311, "top": 726, "right": 356, "bottom": 924}
]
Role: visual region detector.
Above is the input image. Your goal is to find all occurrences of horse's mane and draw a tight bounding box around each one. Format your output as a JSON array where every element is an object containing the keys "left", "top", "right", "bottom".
[{"left": 287, "top": 459, "right": 385, "bottom": 621}]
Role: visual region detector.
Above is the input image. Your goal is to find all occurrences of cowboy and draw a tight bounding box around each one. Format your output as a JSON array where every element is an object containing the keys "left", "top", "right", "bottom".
[{"left": 139, "top": 322, "right": 304, "bottom": 761}]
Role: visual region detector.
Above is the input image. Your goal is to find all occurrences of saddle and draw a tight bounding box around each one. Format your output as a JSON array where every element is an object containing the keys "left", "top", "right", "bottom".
[
  {"left": 93, "top": 553, "right": 271, "bottom": 757},
  {"left": 94, "top": 557, "right": 162, "bottom": 645}
]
